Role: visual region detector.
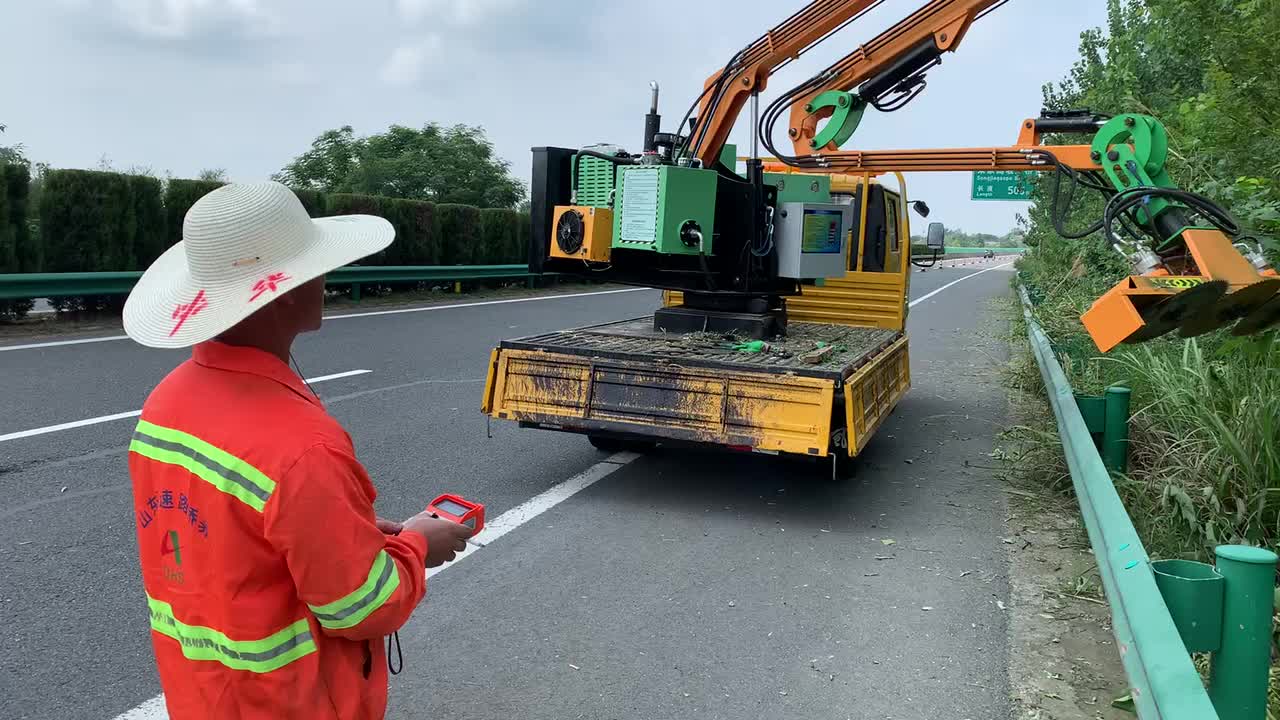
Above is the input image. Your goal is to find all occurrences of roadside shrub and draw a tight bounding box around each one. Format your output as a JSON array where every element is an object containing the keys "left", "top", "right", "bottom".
[
  {"left": 0, "top": 163, "right": 34, "bottom": 320},
  {"left": 40, "top": 169, "right": 138, "bottom": 272},
  {"left": 0, "top": 165, "right": 34, "bottom": 269},
  {"left": 479, "top": 208, "right": 524, "bottom": 264},
  {"left": 39, "top": 169, "right": 151, "bottom": 311},
  {"left": 291, "top": 188, "right": 327, "bottom": 218},
  {"left": 130, "top": 175, "right": 166, "bottom": 266},
  {"left": 436, "top": 204, "right": 481, "bottom": 265},
  {"left": 10, "top": 165, "right": 39, "bottom": 273},
  {"left": 380, "top": 198, "right": 439, "bottom": 265},
  {"left": 164, "top": 179, "right": 224, "bottom": 247}
]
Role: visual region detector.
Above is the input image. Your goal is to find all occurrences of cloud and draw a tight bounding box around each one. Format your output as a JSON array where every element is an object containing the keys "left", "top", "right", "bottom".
[
  {"left": 395, "top": 0, "right": 524, "bottom": 26},
  {"left": 379, "top": 36, "right": 443, "bottom": 87},
  {"left": 109, "top": 0, "right": 277, "bottom": 39},
  {"left": 55, "top": 0, "right": 281, "bottom": 46},
  {"left": 268, "top": 61, "right": 312, "bottom": 86}
]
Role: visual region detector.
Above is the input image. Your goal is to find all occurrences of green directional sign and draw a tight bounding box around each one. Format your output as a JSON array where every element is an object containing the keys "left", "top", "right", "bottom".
[{"left": 972, "top": 171, "right": 1034, "bottom": 201}]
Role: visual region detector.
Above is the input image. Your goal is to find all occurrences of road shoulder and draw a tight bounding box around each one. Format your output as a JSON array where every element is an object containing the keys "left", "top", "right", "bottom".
[{"left": 999, "top": 299, "right": 1129, "bottom": 720}]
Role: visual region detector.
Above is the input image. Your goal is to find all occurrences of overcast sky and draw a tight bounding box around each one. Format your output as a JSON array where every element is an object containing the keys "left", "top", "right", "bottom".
[{"left": 1, "top": 0, "right": 1108, "bottom": 235}]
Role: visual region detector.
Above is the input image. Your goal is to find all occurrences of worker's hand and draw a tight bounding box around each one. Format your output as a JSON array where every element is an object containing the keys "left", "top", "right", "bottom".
[
  {"left": 401, "top": 512, "right": 474, "bottom": 568},
  {"left": 375, "top": 517, "right": 403, "bottom": 535}
]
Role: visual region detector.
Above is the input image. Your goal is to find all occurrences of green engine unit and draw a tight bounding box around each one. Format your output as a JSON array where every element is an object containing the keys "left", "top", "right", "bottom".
[
  {"left": 613, "top": 165, "right": 718, "bottom": 255},
  {"left": 575, "top": 154, "right": 616, "bottom": 208},
  {"left": 766, "top": 173, "right": 832, "bottom": 204}
]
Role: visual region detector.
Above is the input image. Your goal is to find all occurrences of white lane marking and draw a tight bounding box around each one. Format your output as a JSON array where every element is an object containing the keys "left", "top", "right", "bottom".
[
  {"left": 0, "top": 334, "right": 129, "bottom": 352},
  {"left": 909, "top": 261, "right": 1015, "bottom": 308},
  {"left": 1, "top": 288, "right": 653, "bottom": 353},
  {"left": 111, "top": 695, "right": 167, "bottom": 720},
  {"left": 298, "top": 369, "right": 373, "bottom": 384},
  {"left": 110, "top": 451, "right": 641, "bottom": 720},
  {"left": 0, "top": 369, "right": 371, "bottom": 443}
]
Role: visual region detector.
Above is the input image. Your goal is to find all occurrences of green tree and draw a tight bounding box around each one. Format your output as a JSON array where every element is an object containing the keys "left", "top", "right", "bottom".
[
  {"left": 910, "top": 226, "right": 1026, "bottom": 248},
  {"left": 275, "top": 124, "right": 525, "bottom": 209},
  {"left": 1035, "top": 0, "right": 1280, "bottom": 260},
  {"left": 0, "top": 123, "right": 27, "bottom": 167}
]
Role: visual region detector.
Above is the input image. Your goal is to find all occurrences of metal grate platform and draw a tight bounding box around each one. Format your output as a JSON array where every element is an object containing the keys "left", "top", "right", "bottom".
[{"left": 501, "top": 317, "right": 901, "bottom": 382}]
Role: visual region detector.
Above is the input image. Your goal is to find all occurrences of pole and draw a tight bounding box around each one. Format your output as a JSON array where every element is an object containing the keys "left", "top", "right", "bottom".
[
  {"left": 1209, "top": 545, "right": 1278, "bottom": 720},
  {"left": 1102, "top": 386, "right": 1131, "bottom": 473}
]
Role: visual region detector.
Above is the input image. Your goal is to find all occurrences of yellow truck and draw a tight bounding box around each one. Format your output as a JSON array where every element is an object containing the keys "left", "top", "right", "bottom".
[{"left": 482, "top": 172, "right": 931, "bottom": 477}]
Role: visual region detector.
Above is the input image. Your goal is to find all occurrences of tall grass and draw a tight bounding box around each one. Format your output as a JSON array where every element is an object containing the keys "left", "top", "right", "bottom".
[
  {"left": 1015, "top": 246, "right": 1280, "bottom": 561},
  {"left": 1113, "top": 335, "right": 1280, "bottom": 557}
]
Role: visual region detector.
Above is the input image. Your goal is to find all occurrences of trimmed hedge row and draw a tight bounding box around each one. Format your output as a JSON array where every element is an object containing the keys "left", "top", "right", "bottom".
[
  {"left": 34, "top": 171, "right": 164, "bottom": 276},
  {"left": 164, "top": 179, "right": 226, "bottom": 257},
  {"left": 1, "top": 163, "right": 35, "bottom": 318},
  {"left": 30, "top": 171, "right": 527, "bottom": 275},
  {"left": 1, "top": 163, "right": 34, "bottom": 273}
]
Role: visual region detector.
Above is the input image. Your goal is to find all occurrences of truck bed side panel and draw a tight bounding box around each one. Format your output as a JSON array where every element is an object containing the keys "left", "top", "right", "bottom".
[
  {"left": 845, "top": 335, "right": 911, "bottom": 454},
  {"left": 490, "top": 349, "right": 836, "bottom": 456}
]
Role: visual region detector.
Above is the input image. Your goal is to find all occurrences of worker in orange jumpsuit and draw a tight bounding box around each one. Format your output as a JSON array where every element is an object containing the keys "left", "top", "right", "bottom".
[{"left": 121, "top": 181, "right": 475, "bottom": 719}]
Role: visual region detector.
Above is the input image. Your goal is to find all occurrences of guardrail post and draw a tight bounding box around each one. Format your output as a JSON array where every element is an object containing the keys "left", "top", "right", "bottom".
[
  {"left": 1103, "top": 386, "right": 1131, "bottom": 474},
  {"left": 527, "top": 275, "right": 535, "bottom": 290},
  {"left": 1208, "top": 545, "right": 1278, "bottom": 720},
  {"left": 1152, "top": 559, "right": 1224, "bottom": 652},
  {"left": 351, "top": 283, "right": 361, "bottom": 302}
]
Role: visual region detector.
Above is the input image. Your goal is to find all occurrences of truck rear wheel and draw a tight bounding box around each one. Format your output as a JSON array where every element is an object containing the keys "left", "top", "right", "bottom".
[{"left": 831, "top": 451, "right": 857, "bottom": 480}]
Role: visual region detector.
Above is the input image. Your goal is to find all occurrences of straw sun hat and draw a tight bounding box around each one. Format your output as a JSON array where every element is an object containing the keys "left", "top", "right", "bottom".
[{"left": 123, "top": 181, "right": 394, "bottom": 348}]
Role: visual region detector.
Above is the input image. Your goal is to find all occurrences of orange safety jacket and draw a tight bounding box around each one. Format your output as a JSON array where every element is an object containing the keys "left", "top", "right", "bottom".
[{"left": 128, "top": 341, "right": 428, "bottom": 719}]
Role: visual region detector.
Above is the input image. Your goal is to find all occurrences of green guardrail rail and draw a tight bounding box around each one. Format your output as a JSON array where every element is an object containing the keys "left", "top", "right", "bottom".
[
  {"left": 1019, "top": 286, "right": 1276, "bottom": 720},
  {"left": 0, "top": 265, "right": 547, "bottom": 302},
  {"left": 947, "top": 246, "right": 1027, "bottom": 254}
]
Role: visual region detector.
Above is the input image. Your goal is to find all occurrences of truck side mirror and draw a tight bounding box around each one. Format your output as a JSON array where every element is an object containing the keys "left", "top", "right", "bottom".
[
  {"left": 926, "top": 222, "right": 946, "bottom": 250},
  {"left": 911, "top": 201, "right": 931, "bottom": 218}
]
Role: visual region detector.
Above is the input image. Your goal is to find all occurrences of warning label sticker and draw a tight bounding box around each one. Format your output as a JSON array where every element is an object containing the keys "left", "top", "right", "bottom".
[
  {"left": 619, "top": 169, "right": 659, "bottom": 244},
  {"left": 1145, "top": 277, "right": 1208, "bottom": 290}
]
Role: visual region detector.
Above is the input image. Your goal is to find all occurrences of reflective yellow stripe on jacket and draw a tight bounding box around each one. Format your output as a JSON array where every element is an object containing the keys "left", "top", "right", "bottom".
[
  {"left": 307, "top": 550, "right": 401, "bottom": 630},
  {"left": 129, "top": 420, "right": 276, "bottom": 512},
  {"left": 148, "top": 596, "right": 316, "bottom": 673}
]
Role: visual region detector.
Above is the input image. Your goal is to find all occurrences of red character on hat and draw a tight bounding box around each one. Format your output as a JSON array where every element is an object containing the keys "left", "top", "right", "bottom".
[
  {"left": 250, "top": 273, "right": 291, "bottom": 302},
  {"left": 169, "top": 290, "right": 209, "bottom": 337}
]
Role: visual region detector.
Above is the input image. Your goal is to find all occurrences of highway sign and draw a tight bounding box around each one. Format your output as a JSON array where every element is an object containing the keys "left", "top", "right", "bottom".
[{"left": 972, "top": 171, "right": 1033, "bottom": 201}]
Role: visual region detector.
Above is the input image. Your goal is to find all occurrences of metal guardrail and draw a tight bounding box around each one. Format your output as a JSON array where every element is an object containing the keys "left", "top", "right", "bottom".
[
  {"left": 0, "top": 265, "right": 542, "bottom": 301},
  {"left": 948, "top": 246, "right": 1028, "bottom": 254},
  {"left": 1019, "top": 287, "right": 1276, "bottom": 720}
]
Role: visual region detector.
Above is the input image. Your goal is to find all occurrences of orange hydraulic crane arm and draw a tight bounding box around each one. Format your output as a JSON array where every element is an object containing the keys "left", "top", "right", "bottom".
[
  {"left": 786, "top": 0, "right": 1004, "bottom": 156},
  {"left": 689, "top": 0, "right": 886, "bottom": 169},
  {"left": 798, "top": 137, "right": 1098, "bottom": 173},
  {"left": 689, "top": 0, "right": 1005, "bottom": 168}
]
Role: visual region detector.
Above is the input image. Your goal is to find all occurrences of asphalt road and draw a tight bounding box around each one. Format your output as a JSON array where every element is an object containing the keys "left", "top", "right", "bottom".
[{"left": 0, "top": 259, "right": 1017, "bottom": 720}]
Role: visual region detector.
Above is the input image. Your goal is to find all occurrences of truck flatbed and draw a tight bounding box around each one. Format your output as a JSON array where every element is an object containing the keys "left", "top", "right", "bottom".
[
  {"left": 484, "top": 315, "right": 910, "bottom": 460},
  {"left": 501, "top": 318, "right": 901, "bottom": 384}
]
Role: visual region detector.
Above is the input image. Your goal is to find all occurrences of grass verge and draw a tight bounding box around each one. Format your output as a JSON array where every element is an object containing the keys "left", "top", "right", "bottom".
[{"left": 1006, "top": 249, "right": 1280, "bottom": 717}]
